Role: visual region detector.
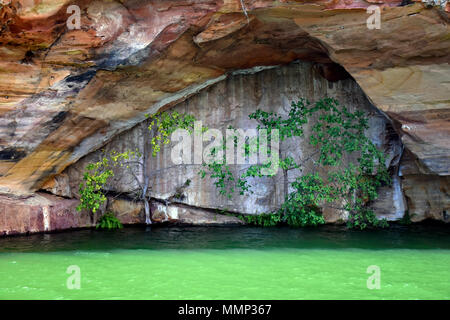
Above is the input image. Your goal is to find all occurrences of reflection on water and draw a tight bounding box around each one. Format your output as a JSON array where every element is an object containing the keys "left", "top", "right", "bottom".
[{"left": 0, "top": 224, "right": 449, "bottom": 252}]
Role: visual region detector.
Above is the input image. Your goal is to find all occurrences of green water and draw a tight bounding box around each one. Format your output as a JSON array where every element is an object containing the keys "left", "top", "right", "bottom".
[{"left": 0, "top": 225, "right": 449, "bottom": 299}]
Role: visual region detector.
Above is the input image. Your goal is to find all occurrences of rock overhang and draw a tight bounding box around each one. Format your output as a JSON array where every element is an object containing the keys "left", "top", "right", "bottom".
[{"left": 0, "top": 0, "right": 448, "bottom": 195}]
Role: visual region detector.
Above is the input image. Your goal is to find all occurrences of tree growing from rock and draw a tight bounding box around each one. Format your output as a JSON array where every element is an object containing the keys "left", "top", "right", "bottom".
[
  {"left": 201, "top": 97, "right": 391, "bottom": 229},
  {"left": 76, "top": 111, "right": 196, "bottom": 225}
]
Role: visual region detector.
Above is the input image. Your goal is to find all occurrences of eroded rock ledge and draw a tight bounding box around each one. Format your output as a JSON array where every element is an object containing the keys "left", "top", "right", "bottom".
[{"left": 0, "top": 192, "right": 246, "bottom": 235}]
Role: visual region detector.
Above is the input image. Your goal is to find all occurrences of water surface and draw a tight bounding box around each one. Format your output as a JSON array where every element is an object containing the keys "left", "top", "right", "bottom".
[{"left": 0, "top": 225, "right": 449, "bottom": 299}]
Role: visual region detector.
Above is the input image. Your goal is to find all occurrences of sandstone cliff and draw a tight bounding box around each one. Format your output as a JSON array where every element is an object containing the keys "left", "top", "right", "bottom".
[{"left": 0, "top": 0, "right": 449, "bottom": 234}]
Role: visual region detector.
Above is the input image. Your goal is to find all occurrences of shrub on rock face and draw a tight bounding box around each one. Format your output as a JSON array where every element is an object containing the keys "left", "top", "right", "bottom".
[
  {"left": 76, "top": 111, "right": 196, "bottom": 228},
  {"left": 201, "top": 97, "right": 391, "bottom": 229},
  {"left": 96, "top": 213, "right": 123, "bottom": 230}
]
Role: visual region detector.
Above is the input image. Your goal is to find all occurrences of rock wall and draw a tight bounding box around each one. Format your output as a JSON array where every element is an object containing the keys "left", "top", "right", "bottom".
[
  {"left": 0, "top": 192, "right": 243, "bottom": 235},
  {"left": 47, "top": 61, "right": 430, "bottom": 224},
  {"left": 2, "top": 61, "right": 448, "bottom": 235},
  {"left": 0, "top": 1, "right": 448, "bottom": 234},
  {"left": 0, "top": 192, "right": 92, "bottom": 236},
  {"left": 0, "top": 0, "right": 448, "bottom": 196},
  {"left": 399, "top": 149, "right": 450, "bottom": 221}
]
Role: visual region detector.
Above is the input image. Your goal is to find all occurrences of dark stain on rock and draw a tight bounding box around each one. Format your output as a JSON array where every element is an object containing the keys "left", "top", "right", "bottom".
[
  {"left": 400, "top": 0, "right": 414, "bottom": 6},
  {"left": 96, "top": 46, "right": 153, "bottom": 71},
  {"left": 65, "top": 70, "right": 97, "bottom": 84},
  {"left": 20, "top": 50, "right": 34, "bottom": 64},
  {"left": 41, "top": 111, "right": 69, "bottom": 135},
  {"left": 0, "top": 147, "right": 26, "bottom": 161},
  {"left": 49, "top": 111, "right": 67, "bottom": 125},
  {"left": 314, "top": 63, "right": 351, "bottom": 82}
]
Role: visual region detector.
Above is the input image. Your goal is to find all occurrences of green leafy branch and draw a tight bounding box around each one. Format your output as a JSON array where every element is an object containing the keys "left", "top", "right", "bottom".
[{"left": 201, "top": 97, "right": 391, "bottom": 229}]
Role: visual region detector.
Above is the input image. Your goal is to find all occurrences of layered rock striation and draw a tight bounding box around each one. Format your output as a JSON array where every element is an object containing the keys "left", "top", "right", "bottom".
[{"left": 0, "top": 0, "right": 449, "bottom": 234}]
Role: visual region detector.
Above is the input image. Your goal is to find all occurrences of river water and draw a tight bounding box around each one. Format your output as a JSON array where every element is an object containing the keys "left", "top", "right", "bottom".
[{"left": 0, "top": 225, "right": 449, "bottom": 299}]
